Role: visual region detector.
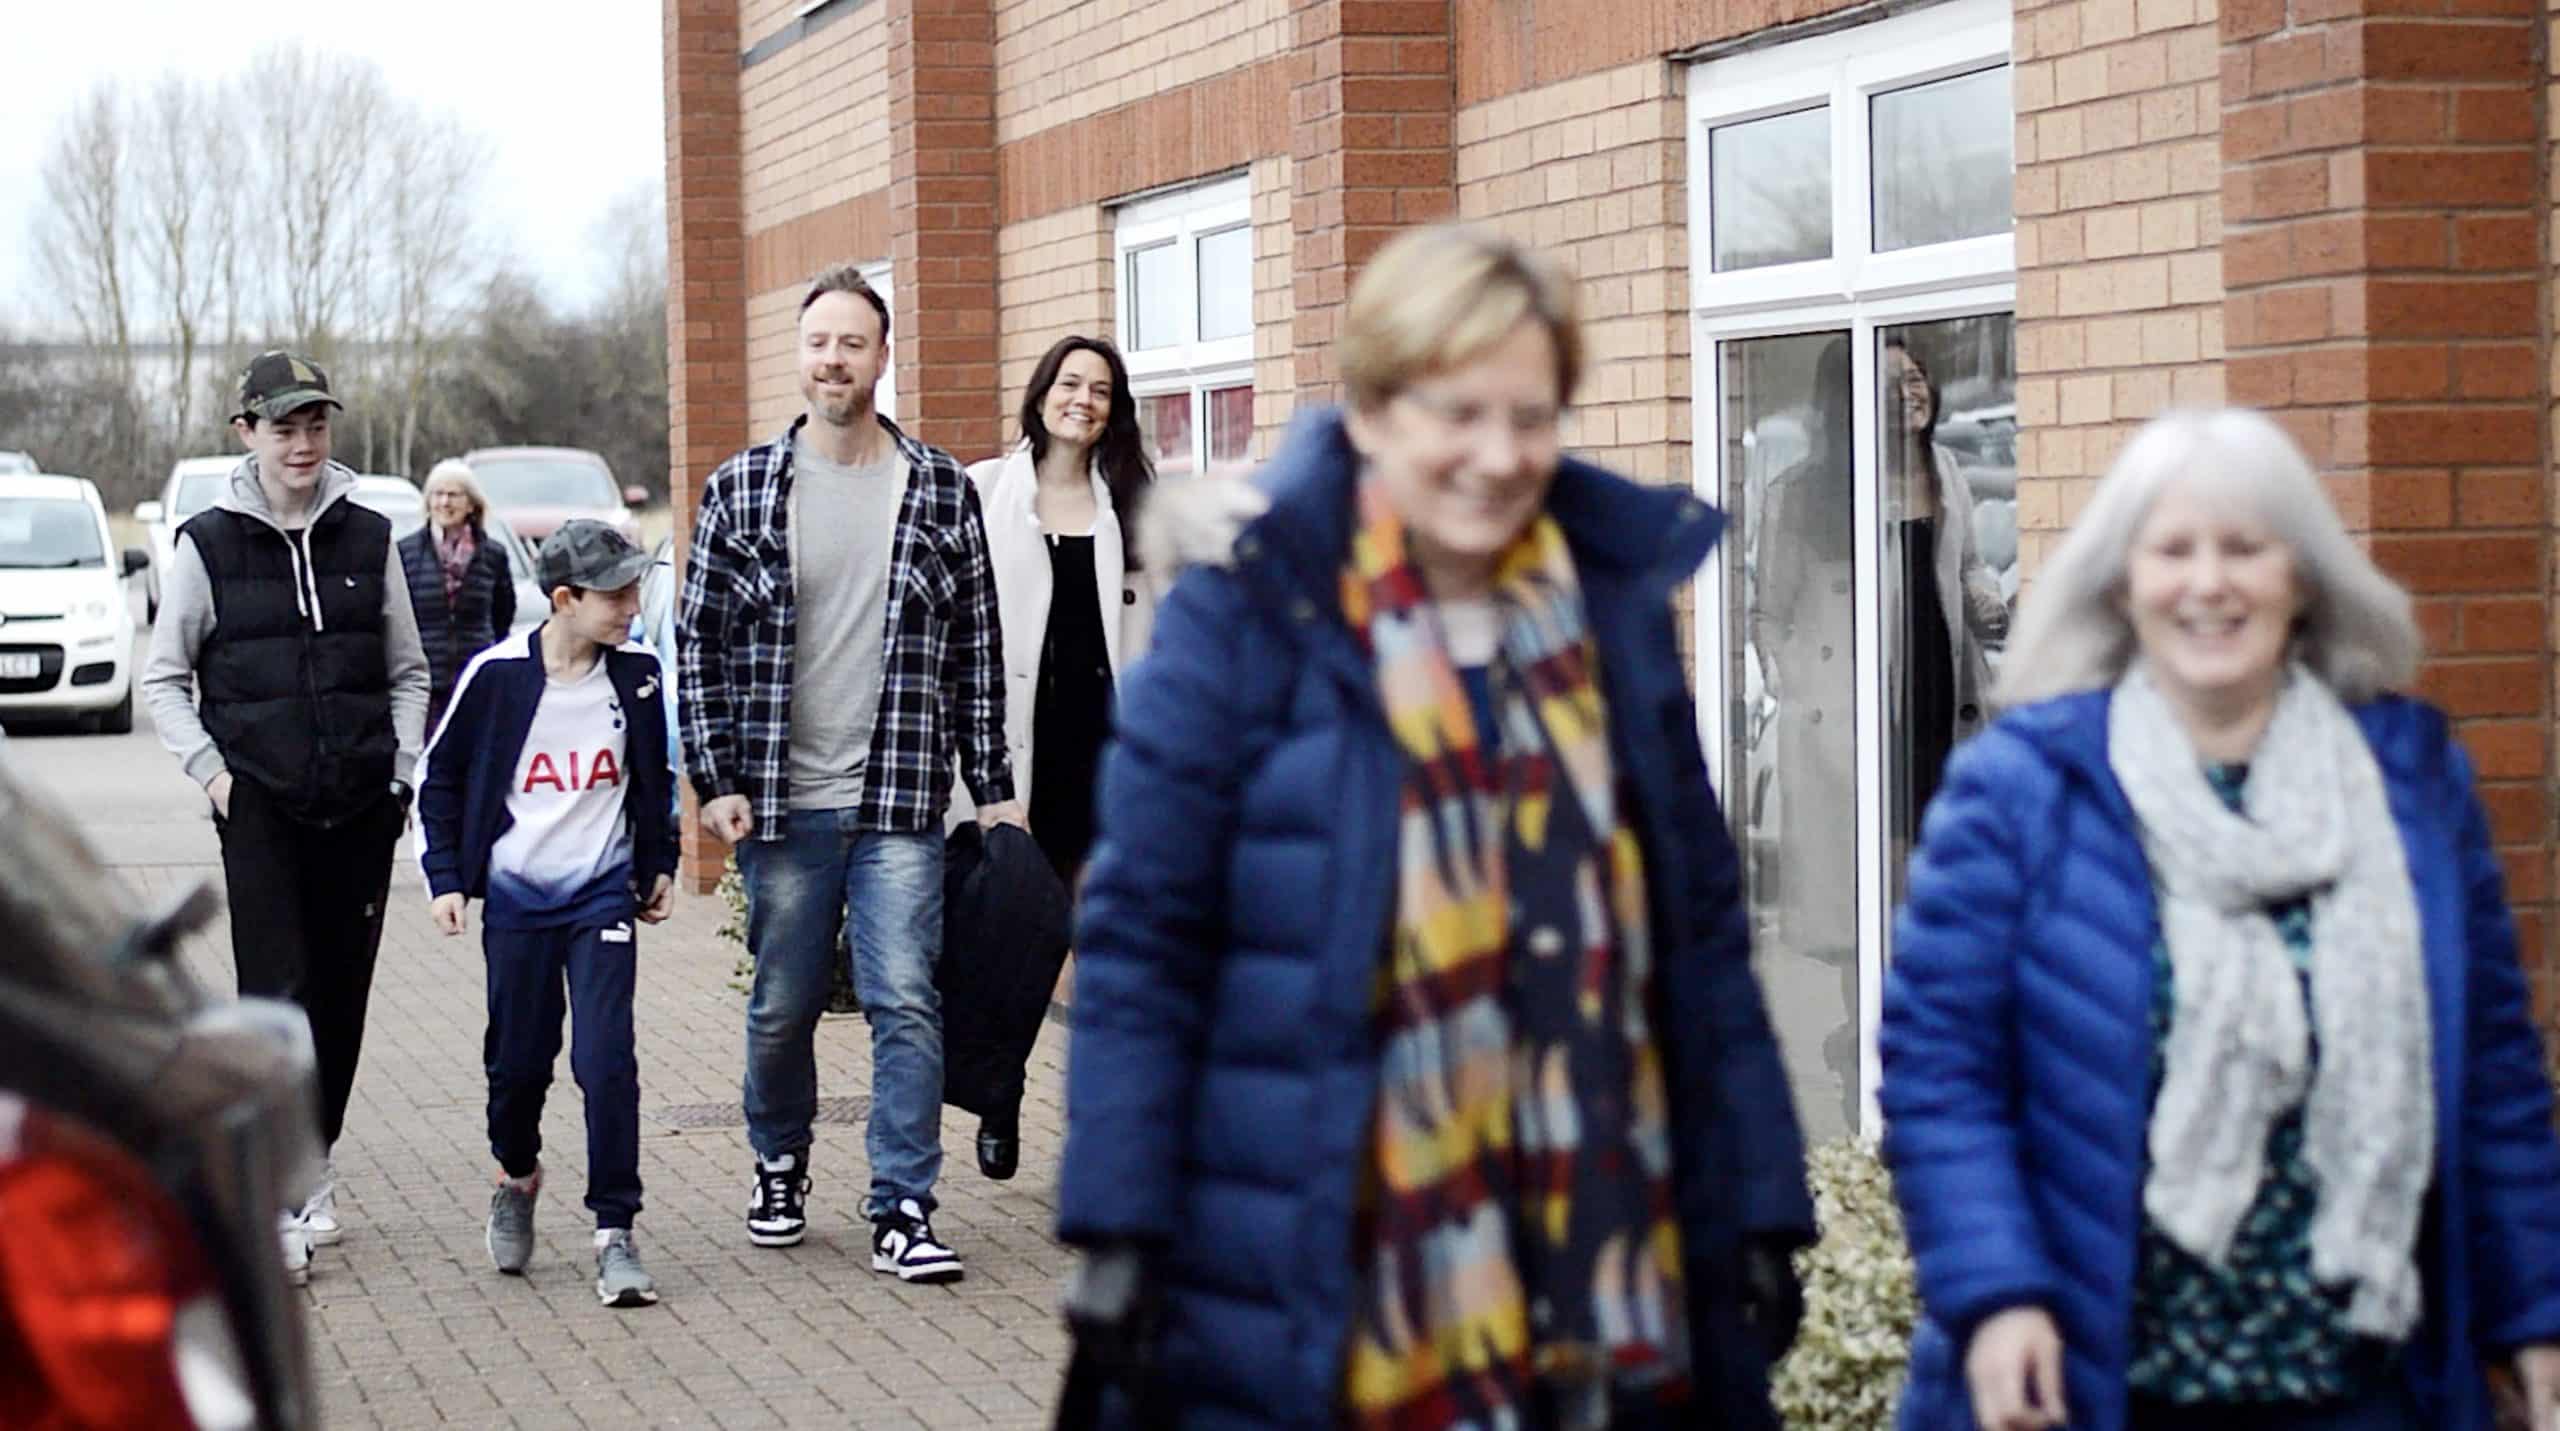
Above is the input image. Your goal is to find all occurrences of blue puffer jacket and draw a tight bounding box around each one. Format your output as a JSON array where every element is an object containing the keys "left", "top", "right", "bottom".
[
  {"left": 1059, "top": 410, "right": 1817, "bottom": 1428},
  {"left": 1881, "top": 689, "right": 2560, "bottom": 1431}
]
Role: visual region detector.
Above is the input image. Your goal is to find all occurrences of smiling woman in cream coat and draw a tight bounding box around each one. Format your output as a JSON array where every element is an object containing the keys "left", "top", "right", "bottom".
[{"left": 956, "top": 336, "right": 1160, "bottom": 883}]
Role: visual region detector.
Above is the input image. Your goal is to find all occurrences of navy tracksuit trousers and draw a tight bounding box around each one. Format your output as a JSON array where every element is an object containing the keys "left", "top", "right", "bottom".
[{"left": 483, "top": 920, "right": 642, "bottom": 1229}]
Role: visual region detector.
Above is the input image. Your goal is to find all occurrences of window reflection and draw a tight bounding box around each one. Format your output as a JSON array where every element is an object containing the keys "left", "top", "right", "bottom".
[
  {"left": 1137, "top": 392, "right": 1195, "bottom": 477},
  {"left": 1208, "top": 385, "right": 1254, "bottom": 465},
  {"left": 1871, "top": 66, "right": 2014, "bottom": 252},
  {"left": 1130, "top": 242, "right": 1184, "bottom": 351},
  {"left": 1726, "top": 330, "right": 1858, "bottom": 1142},
  {"left": 1710, "top": 107, "right": 1832, "bottom": 272},
  {"left": 1196, "top": 228, "right": 1253, "bottom": 342}
]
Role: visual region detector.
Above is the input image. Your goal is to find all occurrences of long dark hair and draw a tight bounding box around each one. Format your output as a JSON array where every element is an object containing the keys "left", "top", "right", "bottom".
[
  {"left": 1019, "top": 335, "right": 1153, "bottom": 565},
  {"left": 1884, "top": 336, "right": 1942, "bottom": 483}
]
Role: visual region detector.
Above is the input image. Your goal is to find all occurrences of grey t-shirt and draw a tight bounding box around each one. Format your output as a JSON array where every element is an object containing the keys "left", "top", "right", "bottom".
[{"left": 786, "top": 435, "right": 908, "bottom": 811}]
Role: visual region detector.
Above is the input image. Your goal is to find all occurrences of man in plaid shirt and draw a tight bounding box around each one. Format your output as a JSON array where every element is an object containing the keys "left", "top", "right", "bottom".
[{"left": 677, "top": 265, "right": 1021, "bottom": 1282}]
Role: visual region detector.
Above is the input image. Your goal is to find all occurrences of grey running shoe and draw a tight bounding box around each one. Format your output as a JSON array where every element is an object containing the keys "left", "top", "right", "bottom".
[
  {"left": 487, "top": 1172, "right": 539, "bottom": 1275},
  {"left": 595, "top": 1229, "right": 660, "bottom": 1308}
]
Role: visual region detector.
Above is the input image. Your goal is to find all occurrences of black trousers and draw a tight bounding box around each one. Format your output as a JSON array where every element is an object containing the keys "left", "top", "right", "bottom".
[
  {"left": 482, "top": 920, "right": 643, "bottom": 1228},
  {"left": 215, "top": 776, "right": 400, "bottom": 1150}
]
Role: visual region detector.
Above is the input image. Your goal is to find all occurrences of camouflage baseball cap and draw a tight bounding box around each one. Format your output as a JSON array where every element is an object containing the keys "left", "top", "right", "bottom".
[
  {"left": 235, "top": 350, "right": 344, "bottom": 422},
  {"left": 537, "top": 519, "right": 652, "bottom": 596}
]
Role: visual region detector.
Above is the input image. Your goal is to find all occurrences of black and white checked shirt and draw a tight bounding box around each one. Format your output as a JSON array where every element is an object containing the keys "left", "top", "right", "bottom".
[{"left": 676, "top": 415, "right": 1013, "bottom": 839}]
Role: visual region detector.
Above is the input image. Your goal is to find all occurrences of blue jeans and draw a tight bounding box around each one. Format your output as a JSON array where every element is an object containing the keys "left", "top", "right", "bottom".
[{"left": 738, "top": 812, "right": 944, "bottom": 1218}]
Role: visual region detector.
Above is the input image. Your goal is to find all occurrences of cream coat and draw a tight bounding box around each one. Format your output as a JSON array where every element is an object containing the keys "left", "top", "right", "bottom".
[{"left": 946, "top": 442, "right": 1157, "bottom": 825}]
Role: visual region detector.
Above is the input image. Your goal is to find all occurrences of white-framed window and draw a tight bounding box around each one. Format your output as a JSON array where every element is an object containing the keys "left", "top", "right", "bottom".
[
  {"left": 862, "top": 259, "right": 897, "bottom": 423},
  {"left": 1113, "top": 175, "right": 1254, "bottom": 477},
  {"left": 1687, "top": 0, "right": 2016, "bottom": 1139}
]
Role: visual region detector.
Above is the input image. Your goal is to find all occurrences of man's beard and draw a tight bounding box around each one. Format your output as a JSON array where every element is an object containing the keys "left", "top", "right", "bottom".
[{"left": 807, "top": 377, "right": 872, "bottom": 427}]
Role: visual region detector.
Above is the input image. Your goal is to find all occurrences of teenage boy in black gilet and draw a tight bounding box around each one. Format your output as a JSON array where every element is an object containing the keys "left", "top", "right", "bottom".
[{"left": 140, "top": 350, "right": 431, "bottom": 1283}]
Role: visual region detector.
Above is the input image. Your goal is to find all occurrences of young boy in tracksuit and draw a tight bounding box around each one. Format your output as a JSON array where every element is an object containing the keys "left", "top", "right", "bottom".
[{"left": 417, "top": 519, "right": 678, "bottom": 1308}]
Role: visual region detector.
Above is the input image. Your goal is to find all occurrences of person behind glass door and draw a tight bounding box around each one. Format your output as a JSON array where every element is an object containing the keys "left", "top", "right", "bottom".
[
  {"left": 1881, "top": 337, "right": 2007, "bottom": 837},
  {"left": 1749, "top": 335, "right": 1859, "bottom": 1130},
  {"left": 953, "top": 334, "right": 1158, "bottom": 1180},
  {"left": 1879, "top": 408, "right": 2560, "bottom": 1431}
]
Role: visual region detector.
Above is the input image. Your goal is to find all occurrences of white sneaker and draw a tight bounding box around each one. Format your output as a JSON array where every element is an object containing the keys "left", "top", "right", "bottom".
[
  {"left": 278, "top": 1211, "right": 312, "bottom": 1287},
  {"left": 301, "top": 1164, "right": 342, "bottom": 1246}
]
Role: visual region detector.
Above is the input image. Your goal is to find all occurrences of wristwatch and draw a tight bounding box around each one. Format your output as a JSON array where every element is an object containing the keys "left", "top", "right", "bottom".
[{"left": 389, "top": 778, "right": 414, "bottom": 810}]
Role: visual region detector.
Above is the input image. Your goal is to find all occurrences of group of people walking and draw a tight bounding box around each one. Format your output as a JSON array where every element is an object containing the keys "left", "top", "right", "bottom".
[{"left": 136, "top": 218, "right": 2560, "bottom": 1431}]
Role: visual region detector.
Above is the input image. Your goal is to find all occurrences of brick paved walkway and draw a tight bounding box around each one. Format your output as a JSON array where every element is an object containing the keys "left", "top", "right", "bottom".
[{"left": 47, "top": 726, "right": 1076, "bottom": 1429}]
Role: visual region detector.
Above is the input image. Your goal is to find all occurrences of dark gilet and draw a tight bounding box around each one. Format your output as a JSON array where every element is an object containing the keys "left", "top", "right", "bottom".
[{"left": 182, "top": 496, "right": 397, "bottom": 826}]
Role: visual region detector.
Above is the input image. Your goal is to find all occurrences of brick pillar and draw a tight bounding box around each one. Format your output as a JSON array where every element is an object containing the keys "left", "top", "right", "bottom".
[
  {"left": 666, "top": 0, "right": 750, "bottom": 895},
  {"left": 2220, "top": 3, "right": 2552, "bottom": 985},
  {"left": 1289, "top": 0, "right": 1457, "bottom": 406},
  {"left": 887, "top": 0, "right": 1002, "bottom": 464}
]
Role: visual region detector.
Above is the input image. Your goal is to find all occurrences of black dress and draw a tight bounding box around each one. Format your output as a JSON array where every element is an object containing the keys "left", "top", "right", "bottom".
[
  {"left": 1898, "top": 517, "right": 1957, "bottom": 829},
  {"left": 1029, "top": 534, "right": 1115, "bottom": 881}
]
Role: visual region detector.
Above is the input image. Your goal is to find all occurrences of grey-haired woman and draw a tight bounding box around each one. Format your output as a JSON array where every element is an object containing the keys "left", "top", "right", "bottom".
[{"left": 1879, "top": 407, "right": 2560, "bottom": 1431}]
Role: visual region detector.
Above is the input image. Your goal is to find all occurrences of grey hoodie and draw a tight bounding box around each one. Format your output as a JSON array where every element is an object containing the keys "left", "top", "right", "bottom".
[{"left": 141, "top": 457, "right": 431, "bottom": 791}]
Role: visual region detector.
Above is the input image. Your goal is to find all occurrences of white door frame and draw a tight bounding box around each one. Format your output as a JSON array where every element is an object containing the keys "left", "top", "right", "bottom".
[{"left": 1685, "top": 0, "right": 2014, "bottom": 1132}]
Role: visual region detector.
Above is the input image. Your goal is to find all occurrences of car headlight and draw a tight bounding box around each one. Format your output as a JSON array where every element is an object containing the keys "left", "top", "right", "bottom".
[{"left": 79, "top": 600, "right": 110, "bottom": 623}]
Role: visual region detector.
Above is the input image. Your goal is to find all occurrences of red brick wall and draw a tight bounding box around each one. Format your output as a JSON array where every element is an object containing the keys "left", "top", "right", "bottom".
[
  {"left": 889, "top": 0, "right": 1006, "bottom": 464},
  {"left": 668, "top": 0, "right": 752, "bottom": 893},
  {"left": 2219, "top": 0, "right": 2553, "bottom": 968},
  {"left": 1290, "top": 0, "right": 1458, "bottom": 404}
]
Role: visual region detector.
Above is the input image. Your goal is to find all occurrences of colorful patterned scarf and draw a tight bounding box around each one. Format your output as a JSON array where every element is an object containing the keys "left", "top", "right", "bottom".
[{"left": 1340, "top": 479, "right": 1689, "bottom": 1431}]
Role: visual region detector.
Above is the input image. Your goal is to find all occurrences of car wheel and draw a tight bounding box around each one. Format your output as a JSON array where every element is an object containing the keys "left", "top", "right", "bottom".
[{"left": 95, "top": 685, "right": 134, "bottom": 736}]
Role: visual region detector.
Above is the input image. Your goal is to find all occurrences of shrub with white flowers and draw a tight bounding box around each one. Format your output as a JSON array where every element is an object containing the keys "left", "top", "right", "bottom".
[{"left": 1772, "top": 1138, "right": 1919, "bottom": 1431}]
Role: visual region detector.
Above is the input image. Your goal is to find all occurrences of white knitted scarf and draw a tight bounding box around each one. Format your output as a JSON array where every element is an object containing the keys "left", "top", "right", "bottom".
[{"left": 2109, "top": 661, "right": 2432, "bottom": 1339}]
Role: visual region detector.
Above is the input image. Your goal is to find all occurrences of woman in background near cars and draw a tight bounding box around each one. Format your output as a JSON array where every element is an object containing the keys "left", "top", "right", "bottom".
[
  {"left": 400, "top": 459, "right": 515, "bottom": 735},
  {"left": 1880, "top": 407, "right": 2560, "bottom": 1431}
]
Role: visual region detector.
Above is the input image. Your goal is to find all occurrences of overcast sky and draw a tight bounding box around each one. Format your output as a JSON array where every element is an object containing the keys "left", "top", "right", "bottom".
[{"left": 0, "top": 3, "right": 664, "bottom": 331}]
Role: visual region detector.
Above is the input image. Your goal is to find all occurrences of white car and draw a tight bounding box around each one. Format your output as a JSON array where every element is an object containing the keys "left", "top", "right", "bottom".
[
  {"left": 0, "top": 474, "right": 146, "bottom": 733},
  {"left": 133, "top": 456, "right": 238, "bottom": 623},
  {"left": 347, "top": 474, "right": 426, "bottom": 539},
  {"left": 0, "top": 452, "right": 37, "bottom": 475}
]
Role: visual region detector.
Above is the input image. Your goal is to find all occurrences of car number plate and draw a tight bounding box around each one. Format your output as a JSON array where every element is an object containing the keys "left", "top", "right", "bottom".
[{"left": 0, "top": 654, "right": 40, "bottom": 679}]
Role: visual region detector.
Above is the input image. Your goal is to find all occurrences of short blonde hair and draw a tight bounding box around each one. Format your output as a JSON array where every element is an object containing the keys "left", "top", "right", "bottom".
[
  {"left": 420, "top": 458, "right": 490, "bottom": 529},
  {"left": 1338, "top": 223, "right": 1584, "bottom": 410},
  {"left": 1996, "top": 407, "right": 2421, "bottom": 706}
]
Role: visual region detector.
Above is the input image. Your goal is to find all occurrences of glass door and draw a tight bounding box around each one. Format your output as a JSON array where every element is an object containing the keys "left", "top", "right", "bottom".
[
  {"left": 1712, "top": 312, "right": 2016, "bottom": 1142},
  {"left": 1723, "top": 330, "right": 1860, "bottom": 1142}
]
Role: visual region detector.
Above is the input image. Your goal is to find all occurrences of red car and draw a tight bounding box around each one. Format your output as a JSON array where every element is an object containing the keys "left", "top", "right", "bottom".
[{"left": 458, "top": 447, "right": 647, "bottom": 545}]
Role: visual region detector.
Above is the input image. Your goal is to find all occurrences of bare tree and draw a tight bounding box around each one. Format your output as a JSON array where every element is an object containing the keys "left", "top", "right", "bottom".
[
  {"left": 237, "top": 43, "right": 388, "bottom": 355},
  {"left": 374, "top": 111, "right": 488, "bottom": 475},
  {"left": 132, "top": 75, "right": 232, "bottom": 439},
  {"left": 32, "top": 84, "right": 136, "bottom": 386}
]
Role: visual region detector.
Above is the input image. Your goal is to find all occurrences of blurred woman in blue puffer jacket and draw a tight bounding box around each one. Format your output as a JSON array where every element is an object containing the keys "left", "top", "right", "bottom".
[
  {"left": 1055, "top": 222, "right": 1815, "bottom": 1429},
  {"left": 1881, "top": 407, "right": 2560, "bottom": 1431}
]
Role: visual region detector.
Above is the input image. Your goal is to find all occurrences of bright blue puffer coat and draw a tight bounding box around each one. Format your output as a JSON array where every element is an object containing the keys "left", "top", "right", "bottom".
[
  {"left": 1058, "top": 409, "right": 1817, "bottom": 1428},
  {"left": 1881, "top": 689, "right": 2560, "bottom": 1431}
]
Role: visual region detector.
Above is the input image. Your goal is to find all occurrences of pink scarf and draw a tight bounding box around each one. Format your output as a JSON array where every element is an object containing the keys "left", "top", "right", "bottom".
[{"left": 435, "top": 523, "right": 477, "bottom": 609}]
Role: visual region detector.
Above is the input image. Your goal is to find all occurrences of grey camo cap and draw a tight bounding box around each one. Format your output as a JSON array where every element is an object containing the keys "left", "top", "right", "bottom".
[{"left": 537, "top": 519, "right": 651, "bottom": 595}]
